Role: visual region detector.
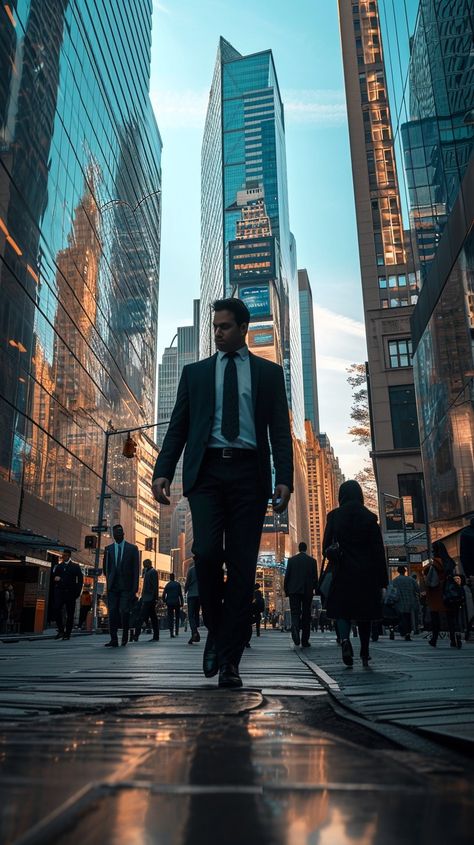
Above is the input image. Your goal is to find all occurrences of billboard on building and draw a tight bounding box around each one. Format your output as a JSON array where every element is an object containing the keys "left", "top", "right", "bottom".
[{"left": 239, "top": 284, "right": 271, "bottom": 319}]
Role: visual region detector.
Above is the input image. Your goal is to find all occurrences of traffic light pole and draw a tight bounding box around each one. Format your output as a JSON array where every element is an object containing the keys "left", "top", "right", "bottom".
[{"left": 91, "top": 420, "right": 169, "bottom": 632}]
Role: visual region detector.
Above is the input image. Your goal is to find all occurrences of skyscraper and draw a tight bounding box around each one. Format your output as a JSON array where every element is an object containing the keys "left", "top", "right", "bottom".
[
  {"left": 298, "top": 269, "right": 320, "bottom": 434},
  {"left": 200, "top": 37, "right": 304, "bottom": 441},
  {"left": 379, "top": 0, "right": 474, "bottom": 548},
  {"left": 338, "top": 0, "right": 425, "bottom": 559},
  {"left": 0, "top": 1, "right": 162, "bottom": 623},
  {"left": 201, "top": 37, "right": 308, "bottom": 556}
]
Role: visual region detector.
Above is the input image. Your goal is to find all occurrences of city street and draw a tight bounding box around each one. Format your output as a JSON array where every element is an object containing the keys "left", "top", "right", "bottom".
[{"left": 1, "top": 629, "right": 473, "bottom": 844}]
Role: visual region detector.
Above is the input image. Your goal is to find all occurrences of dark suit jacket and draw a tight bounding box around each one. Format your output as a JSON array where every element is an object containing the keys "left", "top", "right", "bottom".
[
  {"left": 103, "top": 542, "right": 139, "bottom": 594},
  {"left": 141, "top": 567, "right": 158, "bottom": 602},
  {"left": 153, "top": 352, "right": 293, "bottom": 497},
  {"left": 162, "top": 580, "right": 183, "bottom": 607},
  {"left": 284, "top": 552, "right": 318, "bottom": 597},
  {"left": 53, "top": 561, "right": 83, "bottom": 598}
]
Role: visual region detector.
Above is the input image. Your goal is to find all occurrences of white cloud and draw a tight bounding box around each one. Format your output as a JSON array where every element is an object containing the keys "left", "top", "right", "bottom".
[
  {"left": 151, "top": 87, "right": 347, "bottom": 131},
  {"left": 318, "top": 355, "right": 354, "bottom": 374},
  {"left": 283, "top": 89, "right": 347, "bottom": 126},
  {"left": 153, "top": 1, "right": 171, "bottom": 13},
  {"left": 150, "top": 88, "right": 208, "bottom": 130},
  {"left": 314, "top": 303, "right": 366, "bottom": 341}
]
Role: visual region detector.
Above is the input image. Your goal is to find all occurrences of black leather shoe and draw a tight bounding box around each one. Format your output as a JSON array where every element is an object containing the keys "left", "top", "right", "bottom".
[
  {"left": 105, "top": 640, "right": 118, "bottom": 648},
  {"left": 341, "top": 639, "right": 353, "bottom": 666},
  {"left": 192, "top": 631, "right": 200, "bottom": 643},
  {"left": 218, "top": 663, "right": 242, "bottom": 688},
  {"left": 301, "top": 641, "right": 311, "bottom": 648},
  {"left": 291, "top": 625, "right": 300, "bottom": 646},
  {"left": 62, "top": 634, "right": 70, "bottom": 640},
  {"left": 149, "top": 636, "right": 159, "bottom": 642},
  {"left": 54, "top": 632, "right": 64, "bottom": 640},
  {"left": 203, "top": 634, "right": 218, "bottom": 678}
]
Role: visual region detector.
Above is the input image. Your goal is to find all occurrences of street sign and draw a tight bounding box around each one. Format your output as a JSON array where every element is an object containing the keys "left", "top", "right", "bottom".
[
  {"left": 91, "top": 524, "right": 108, "bottom": 533},
  {"left": 383, "top": 530, "right": 427, "bottom": 547},
  {"left": 86, "top": 568, "right": 103, "bottom": 577}
]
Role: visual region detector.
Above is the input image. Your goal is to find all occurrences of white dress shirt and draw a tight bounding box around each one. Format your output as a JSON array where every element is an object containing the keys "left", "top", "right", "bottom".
[{"left": 208, "top": 345, "right": 257, "bottom": 449}]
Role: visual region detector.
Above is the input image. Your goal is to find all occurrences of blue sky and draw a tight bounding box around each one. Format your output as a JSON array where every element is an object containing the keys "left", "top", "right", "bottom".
[{"left": 149, "top": 0, "right": 368, "bottom": 477}]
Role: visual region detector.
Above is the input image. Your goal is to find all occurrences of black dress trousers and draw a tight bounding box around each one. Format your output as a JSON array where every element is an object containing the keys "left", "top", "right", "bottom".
[{"left": 188, "top": 449, "right": 268, "bottom": 667}]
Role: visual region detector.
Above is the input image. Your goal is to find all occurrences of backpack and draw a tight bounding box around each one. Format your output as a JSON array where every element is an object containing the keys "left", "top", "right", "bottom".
[
  {"left": 384, "top": 582, "right": 400, "bottom": 607},
  {"left": 443, "top": 575, "right": 464, "bottom": 610}
]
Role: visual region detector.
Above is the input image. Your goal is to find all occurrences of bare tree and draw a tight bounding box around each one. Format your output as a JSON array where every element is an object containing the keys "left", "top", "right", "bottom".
[{"left": 347, "top": 363, "right": 378, "bottom": 513}]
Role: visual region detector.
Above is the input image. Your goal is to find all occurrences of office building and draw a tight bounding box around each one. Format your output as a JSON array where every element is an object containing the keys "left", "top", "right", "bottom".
[
  {"left": 201, "top": 37, "right": 308, "bottom": 556},
  {"left": 0, "top": 1, "right": 162, "bottom": 630},
  {"left": 338, "top": 0, "right": 425, "bottom": 556},
  {"left": 379, "top": 0, "right": 474, "bottom": 549},
  {"left": 298, "top": 269, "right": 320, "bottom": 434},
  {"left": 156, "top": 302, "right": 200, "bottom": 556}
]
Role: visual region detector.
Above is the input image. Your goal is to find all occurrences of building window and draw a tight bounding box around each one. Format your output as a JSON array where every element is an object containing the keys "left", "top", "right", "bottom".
[
  {"left": 388, "top": 339, "right": 413, "bottom": 368},
  {"left": 389, "top": 385, "right": 420, "bottom": 448}
]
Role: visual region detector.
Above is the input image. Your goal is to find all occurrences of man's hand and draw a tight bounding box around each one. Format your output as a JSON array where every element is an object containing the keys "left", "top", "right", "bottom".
[
  {"left": 152, "top": 477, "right": 171, "bottom": 505},
  {"left": 272, "top": 484, "right": 291, "bottom": 514}
]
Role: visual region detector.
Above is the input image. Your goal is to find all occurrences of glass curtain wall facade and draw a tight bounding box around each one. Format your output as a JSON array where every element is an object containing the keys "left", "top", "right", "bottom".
[
  {"left": 200, "top": 37, "right": 305, "bottom": 441},
  {"left": 298, "top": 269, "right": 320, "bottom": 434},
  {"left": 0, "top": 1, "right": 162, "bottom": 556},
  {"left": 378, "top": 0, "right": 474, "bottom": 546},
  {"left": 338, "top": 0, "right": 424, "bottom": 557}
]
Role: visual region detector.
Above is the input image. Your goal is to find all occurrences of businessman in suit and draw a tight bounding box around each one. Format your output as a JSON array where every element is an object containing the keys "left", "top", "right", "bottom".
[
  {"left": 103, "top": 524, "right": 139, "bottom": 647},
  {"left": 152, "top": 297, "right": 293, "bottom": 688},
  {"left": 137, "top": 558, "right": 159, "bottom": 642},
  {"left": 284, "top": 542, "right": 318, "bottom": 648},
  {"left": 52, "top": 550, "right": 84, "bottom": 640}
]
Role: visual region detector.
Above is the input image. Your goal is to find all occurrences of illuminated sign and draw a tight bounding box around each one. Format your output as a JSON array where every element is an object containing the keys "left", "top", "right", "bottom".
[{"left": 239, "top": 284, "right": 271, "bottom": 319}]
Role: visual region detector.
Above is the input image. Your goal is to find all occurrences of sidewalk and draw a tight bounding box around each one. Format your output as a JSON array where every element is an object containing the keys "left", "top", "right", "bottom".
[
  {"left": 298, "top": 631, "right": 474, "bottom": 750},
  {"left": 1, "top": 630, "right": 473, "bottom": 845}
]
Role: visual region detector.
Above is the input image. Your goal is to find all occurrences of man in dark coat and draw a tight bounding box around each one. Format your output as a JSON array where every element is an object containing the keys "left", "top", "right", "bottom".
[
  {"left": 185, "top": 562, "right": 201, "bottom": 644},
  {"left": 152, "top": 298, "right": 293, "bottom": 689},
  {"left": 460, "top": 518, "right": 474, "bottom": 578},
  {"left": 52, "top": 550, "right": 83, "bottom": 640},
  {"left": 284, "top": 542, "right": 318, "bottom": 648},
  {"left": 137, "top": 558, "right": 159, "bottom": 642},
  {"left": 323, "top": 480, "right": 387, "bottom": 667},
  {"left": 163, "top": 573, "right": 184, "bottom": 637},
  {"left": 103, "top": 524, "right": 139, "bottom": 647}
]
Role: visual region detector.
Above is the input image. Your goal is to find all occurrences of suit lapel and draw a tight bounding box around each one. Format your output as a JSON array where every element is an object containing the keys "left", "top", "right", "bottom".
[
  {"left": 249, "top": 352, "right": 260, "bottom": 413},
  {"left": 204, "top": 353, "right": 218, "bottom": 415}
]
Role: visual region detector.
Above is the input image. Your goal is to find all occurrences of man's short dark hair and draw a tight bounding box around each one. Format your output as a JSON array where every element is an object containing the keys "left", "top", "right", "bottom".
[
  {"left": 170, "top": 572, "right": 175, "bottom": 580},
  {"left": 213, "top": 297, "right": 250, "bottom": 326},
  {"left": 397, "top": 565, "right": 407, "bottom": 575},
  {"left": 143, "top": 558, "right": 152, "bottom": 566},
  {"left": 298, "top": 542, "right": 307, "bottom": 552},
  {"left": 113, "top": 524, "right": 123, "bottom": 531}
]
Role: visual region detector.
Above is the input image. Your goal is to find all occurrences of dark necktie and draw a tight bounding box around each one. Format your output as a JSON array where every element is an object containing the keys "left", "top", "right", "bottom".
[{"left": 221, "top": 352, "right": 240, "bottom": 442}]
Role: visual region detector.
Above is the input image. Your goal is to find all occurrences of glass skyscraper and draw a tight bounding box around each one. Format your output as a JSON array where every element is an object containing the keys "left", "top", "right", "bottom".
[
  {"left": 378, "top": 0, "right": 474, "bottom": 547},
  {"left": 0, "top": 2, "right": 162, "bottom": 576},
  {"left": 298, "top": 269, "right": 320, "bottom": 435},
  {"left": 200, "top": 37, "right": 304, "bottom": 441}
]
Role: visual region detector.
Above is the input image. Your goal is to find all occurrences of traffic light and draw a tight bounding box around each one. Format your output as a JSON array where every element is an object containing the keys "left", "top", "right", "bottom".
[{"left": 122, "top": 433, "right": 137, "bottom": 458}]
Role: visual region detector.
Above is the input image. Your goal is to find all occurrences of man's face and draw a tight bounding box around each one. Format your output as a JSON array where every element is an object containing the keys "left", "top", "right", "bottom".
[
  {"left": 61, "top": 552, "right": 71, "bottom": 563},
  {"left": 113, "top": 525, "right": 124, "bottom": 543},
  {"left": 213, "top": 310, "right": 247, "bottom": 354}
]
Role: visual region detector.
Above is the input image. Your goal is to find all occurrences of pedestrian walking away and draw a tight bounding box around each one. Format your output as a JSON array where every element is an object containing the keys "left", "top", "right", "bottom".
[
  {"left": 52, "top": 550, "right": 83, "bottom": 640},
  {"left": 103, "top": 524, "right": 139, "bottom": 647},
  {"left": 152, "top": 297, "right": 293, "bottom": 688},
  {"left": 137, "top": 558, "right": 160, "bottom": 641},
  {"left": 284, "top": 541, "right": 318, "bottom": 648},
  {"left": 322, "top": 480, "right": 388, "bottom": 667},
  {"left": 426, "top": 541, "right": 463, "bottom": 649},
  {"left": 185, "top": 561, "right": 201, "bottom": 644},
  {"left": 163, "top": 573, "right": 183, "bottom": 637},
  {"left": 391, "top": 565, "right": 419, "bottom": 640}
]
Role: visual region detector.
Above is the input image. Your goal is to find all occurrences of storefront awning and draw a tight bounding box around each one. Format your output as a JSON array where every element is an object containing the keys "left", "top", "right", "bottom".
[{"left": 0, "top": 527, "right": 77, "bottom": 552}]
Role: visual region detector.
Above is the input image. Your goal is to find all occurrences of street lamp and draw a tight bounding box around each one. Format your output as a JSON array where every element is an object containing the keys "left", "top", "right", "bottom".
[{"left": 91, "top": 418, "right": 169, "bottom": 631}]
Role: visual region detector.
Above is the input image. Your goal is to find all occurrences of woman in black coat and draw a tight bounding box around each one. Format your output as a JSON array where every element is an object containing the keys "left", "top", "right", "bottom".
[{"left": 322, "top": 480, "right": 388, "bottom": 667}]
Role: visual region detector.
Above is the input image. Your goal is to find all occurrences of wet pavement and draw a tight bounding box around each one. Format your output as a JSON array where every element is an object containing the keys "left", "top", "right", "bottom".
[{"left": 1, "top": 631, "right": 473, "bottom": 844}]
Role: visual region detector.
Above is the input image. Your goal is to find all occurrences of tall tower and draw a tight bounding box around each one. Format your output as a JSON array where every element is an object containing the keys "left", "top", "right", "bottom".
[
  {"left": 338, "top": 0, "right": 424, "bottom": 554},
  {"left": 298, "top": 269, "right": 320, "bottom": 435}
]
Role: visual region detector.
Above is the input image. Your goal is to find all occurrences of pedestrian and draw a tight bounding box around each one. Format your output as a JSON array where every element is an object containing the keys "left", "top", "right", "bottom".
[
  {"left": 284, "top": 541, "right": 318, "bottom": 648},
  {"left": 391, "top": 565, "right": 419, "bottom": 641},
  {"left": 103, "top": 524, "right": 139, "bottom": 648},
  {"left": 136, "top": 559, "right": 159, "bottom": 642},
  {"left": 322, "top": 480, "right": 388, "bottom": 667},
  {"left": 426, "top": 541, "right": 463, "bottom": 649},
  {"left": 252, "top": 583, "right": 265, "bottom": 637},
  {"left": 460, "top": 518, "right": 474, "bottom": 577},
  {"left": 162, "top": 573, "right": 183, "bottom": 637},
  {"left": 152, "top": 297, "right": 293, "bottom": 688},
  {"left": 411, "top": 573, "right": 422, "bottom": 634},
  {"left": 52, "top": 551, "right": 83, "bottom": 641},
  {"left": 185, "top": 561, "right": 201, "bottom": 644},
  {"left": 78, "top": 589, "right": 92, "bottom": 630}
]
